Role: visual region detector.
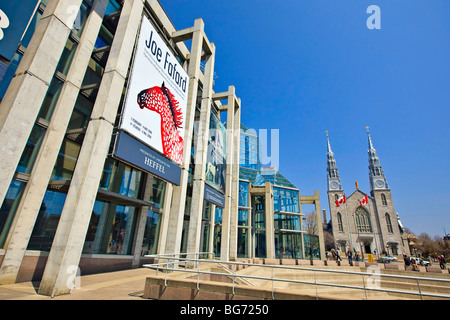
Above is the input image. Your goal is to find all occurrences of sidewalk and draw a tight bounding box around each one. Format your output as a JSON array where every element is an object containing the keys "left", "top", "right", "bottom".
[{"left": 0, "top": 268, "right": 152, "bottom": 300}]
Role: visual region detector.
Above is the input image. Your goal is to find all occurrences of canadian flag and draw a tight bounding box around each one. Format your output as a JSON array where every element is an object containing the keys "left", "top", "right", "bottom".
[
  {"left": 360, "top": 194, "right": 368, "bottom": 206},
  {"left": 335, "top": 194, "right": 346, "bottom": 207}
]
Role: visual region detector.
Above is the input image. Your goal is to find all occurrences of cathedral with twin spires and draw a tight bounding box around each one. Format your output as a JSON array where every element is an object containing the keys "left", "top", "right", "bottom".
[{"left": 326, "top": 128, "right": 410, "bottom": 258}]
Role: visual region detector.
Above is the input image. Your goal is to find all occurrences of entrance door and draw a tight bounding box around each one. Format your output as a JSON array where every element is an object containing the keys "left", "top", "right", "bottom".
[
  {"left": 364, "top": 243, "right": 371, "bottom": 254},
  {"left": 252, "top": 196, "right": 266, "bottom": 258}
]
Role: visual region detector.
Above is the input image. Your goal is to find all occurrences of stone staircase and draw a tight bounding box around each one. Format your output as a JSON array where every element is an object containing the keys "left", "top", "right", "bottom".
[
  {"left": 144, "top": 259, "right": 450, "bottom": 300},
  {"left": 228, "top": 264, "right": 450, "bottom": 300}
]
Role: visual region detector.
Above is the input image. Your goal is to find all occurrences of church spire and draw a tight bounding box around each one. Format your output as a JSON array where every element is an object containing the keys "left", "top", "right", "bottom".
[
  {"left": 366, "top": 127, "right": 389, "bottom": 191},
  {"left": 326, "top": 131, "right": 342, "bottom": 191}
]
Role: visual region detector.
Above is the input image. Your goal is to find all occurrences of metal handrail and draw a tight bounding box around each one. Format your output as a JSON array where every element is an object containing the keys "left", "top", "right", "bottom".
[
  {"left": 217, "top": 262, "right": 256, "bottom": 288},
  {"left": 143, "top": 255, "right": 450, "bottom": 300}
]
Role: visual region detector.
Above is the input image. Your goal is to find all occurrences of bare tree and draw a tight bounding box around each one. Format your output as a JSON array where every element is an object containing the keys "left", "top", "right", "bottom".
[
  {"left": 304, "top": 211, "right": 317, "bottom": 235},
  {"left": 323, "top": 230, "right": 335, "bottom": 250}
]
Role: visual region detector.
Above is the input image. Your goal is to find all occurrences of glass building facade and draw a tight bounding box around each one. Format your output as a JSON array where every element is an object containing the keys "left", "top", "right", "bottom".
[
  {"left": 238, "top": 124, "right": 323, "bottom": 261},
  {"left": 0, "top": 0, "right": 323, "bottom": 297},
  {"left": 0, "top": 0, "right": 244, "bottom": 296}
]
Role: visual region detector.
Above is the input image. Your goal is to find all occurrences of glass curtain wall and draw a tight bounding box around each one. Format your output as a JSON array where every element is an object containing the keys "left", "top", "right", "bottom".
[
  {"left": 273, "top": 187, "right": 303, "bottom": 259},
  {"left": 83, "top": 201, "right": 138, "bottom": 255},
  {"left": 0, "top": 0, "right": 99, "bottom": 250},
  {"left": 254, "top": 196, "right": 266, "bottom": 258},
  {"left": 237, "top": 181, "right": 250, "bottom": 258},
  {"left": 213, "top": 207, "right": 222, "bottom": 257},
  {"left": 201, "top": 202, "right": 212, "bottom": 255},
  {"left": 5, "top": 1, "right": 129, "bottom": 252},
  {"left": 239, "top": 127, "right": 259, "bottom": 170}
]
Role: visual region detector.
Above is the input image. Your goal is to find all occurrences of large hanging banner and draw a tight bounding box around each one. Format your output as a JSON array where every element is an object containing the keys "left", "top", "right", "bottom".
[
  {"left": 113, "top": 131, "right": 181, "bottom": 186},
  {"left": 120, "top": 16, "right": 189, "bottom": 165},
  {"left": 205, "top": 111, "right": 226, "bottom": 194}
]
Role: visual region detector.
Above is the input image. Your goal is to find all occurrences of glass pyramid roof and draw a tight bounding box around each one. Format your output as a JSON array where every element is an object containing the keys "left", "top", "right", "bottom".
[{"left": 239, "top": 167, "right": 297, "bottom": 189}]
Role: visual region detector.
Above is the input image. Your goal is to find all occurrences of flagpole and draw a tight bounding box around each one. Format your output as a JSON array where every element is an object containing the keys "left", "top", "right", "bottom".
[
  {"left": 344, "top": 197, "right": 354, "bottom": 254},
  {"left": 367, "top": 195, "right": 380, "bottom": 260}
]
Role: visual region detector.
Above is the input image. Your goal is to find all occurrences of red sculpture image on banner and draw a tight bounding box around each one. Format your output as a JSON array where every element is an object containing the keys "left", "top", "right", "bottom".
[{"left": 137, "top": 82, "right": 184, "bottom": 164}]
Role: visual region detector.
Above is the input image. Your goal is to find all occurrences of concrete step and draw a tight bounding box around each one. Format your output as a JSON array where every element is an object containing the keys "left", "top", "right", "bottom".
[{"left": 232, "top": 265, "right": 450, "bottom": 300}]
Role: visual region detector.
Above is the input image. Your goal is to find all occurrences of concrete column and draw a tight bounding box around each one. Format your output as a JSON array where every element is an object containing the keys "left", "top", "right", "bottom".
[
  {"left": 186, "top": 45, "right": 215, "bottom": 259},
  {"left": 0, "top": 0, "right": 83, "bottom": 208},
  {"left": 0, "top": 0, "right": 109, "bottom": 286},
  {"left": 157, "top": 183, "right": 173, "bottom": 255},
  {"left": 264, "top": 182, "right": 275, "bottom": 259},
  {"left": 313, "top": 191, "right": 325, "bottom": 260},
  {"left": 164, "top": 19, "right": 205, "bottom": 255},
  {"left": 301, "top": 191, "right": 326, "bottom": 260},
  {"left": 208, "top": 204, "right": 216, "bottom": 259},
  {"left": 215, "top": 86, "right": 235, "bottom": 261},
  {"left": 37, "top": 0, "right": 144, "bottom": 297},
  {"left": 229, "top": 98, "right": 241, "bottom": 260}
]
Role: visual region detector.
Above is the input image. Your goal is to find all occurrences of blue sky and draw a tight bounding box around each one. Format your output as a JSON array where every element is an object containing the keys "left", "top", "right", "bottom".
[{"left": 159, "top": 0, "right": 450, "bottom": 237}]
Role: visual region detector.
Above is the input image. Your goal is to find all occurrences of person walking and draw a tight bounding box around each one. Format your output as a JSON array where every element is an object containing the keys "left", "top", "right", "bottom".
[
  {"left": 411, "top": 258, "right": 420, "bottom": 272},
  {"left": 347, "top": 248, "right": 353, "bottom": 264},
  {"left": 336, "top": 248, "right": 342, "bottom": 261},
  {"left": 439, "top": 255, "right": 447, "bottom": 270},
  {"left": 403, "top": 253, "right": 411, "bottom": 267}
]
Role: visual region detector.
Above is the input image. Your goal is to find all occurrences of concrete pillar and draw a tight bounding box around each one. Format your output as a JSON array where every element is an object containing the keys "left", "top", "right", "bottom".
[
  {"left": 313, "top": 190, "right": 326, "bottom": 260},
  {"left": 208, "top": 204, "right": 216, "bottom": 259},
  {"left": 186, "top": 46, "right": 216, "bottom": 259},
  {"left": 156, "top": 183, "right": 173, "bottom": 255},
  {"left": 229, "top": 98, "right": 241, "bottom": 260},
  {"left": 164, "top": 19, "right": 205, "bottom": 255},
  {"left": 0, "top": 0, "right": 108, "bottom": 285},
  {"left": 214, "top": 86, "right": 235, "bottom": 261},
  {"left": 0, "top": 0, "right": 83, "bottom": 209},
  {"left": 264, "top": 182, "right": 275, "bottom": 259},
  {"left": 186, "top": 45, "right": 215, "bottom": 255},
  {"left": 37, "top": 0, "right": 144, "bottom": 297}
]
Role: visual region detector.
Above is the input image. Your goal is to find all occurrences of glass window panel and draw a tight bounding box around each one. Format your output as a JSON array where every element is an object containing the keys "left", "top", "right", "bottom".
[
  {"left": 55, "top": 38, "right": 78, "bottom": 76},
  {"left": 214, "top": 207, "right": 223, "bottom": 225},
  {"left": 237, "top": 228, "right": 248, "bottom": 258},
  {"left": 255, "top": 230, "right": 266, "bottom": 258},
  {"left": 51, "top": 138, "right": 81, "bottom": 180},
  {"left": 275, "top": 231, "right": 303, "bottom": 259},
  {"left": 68, "top": 94, "right": 94, "bottom": 130},
  {"left": 87, "top": 203, "right": 137, "bottom": 255},
  {"left": 99, "top": 158, "right": 116, "bottom": 190},
  {"left": 82, "top": 58, "right": 104, "bottom": 87},
  {"left": 238, "top": 181, "right": 248, "bottom": 207},
  {"left": 201, "top": 220, "right": 210, "bottom": 254},
  {"left": 255, "top": 211, "right": 265, "bottom": 230},
  {"left": 203, "top": 202, "right": 211, "bottom": 220},
  {"left": 141, "top": 210, "right": 161, "bottom": 255},
  {"left": 213, "top": 225, "right": 221, "bottom": 257},
  {"left": 38, "top": 76, "right": 64, "bottom": 121},
  {"left": 149, "top": 177, "right": 166, "bottom": 209},
  {"left": 0, "top": 180, "right": 26, "bottom": 248},
  {"left": 105, "top": 0, "right": 122, "bottom": 15},
  {"left": 17, "top": 124, "right": 46, "bottom": 174},
  {"left": 98, "top": 159, "right": 144, "bottom": 199},
  {"left": 72, "top": 1, "right": 91, "bottom": 38},
  {"left": 238, "top": 209, "right": 248, "bottom": 226},
  {"left": 304, "top": 235, "right": 321, "bottom": 260},
  {"left": 27, "top": 190, "right": 67, "bottom": 251}
]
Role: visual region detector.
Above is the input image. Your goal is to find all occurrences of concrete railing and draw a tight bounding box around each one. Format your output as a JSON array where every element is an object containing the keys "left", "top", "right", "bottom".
[{"left": 143, "top": 254, "right": 450, "bottom": 300}]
